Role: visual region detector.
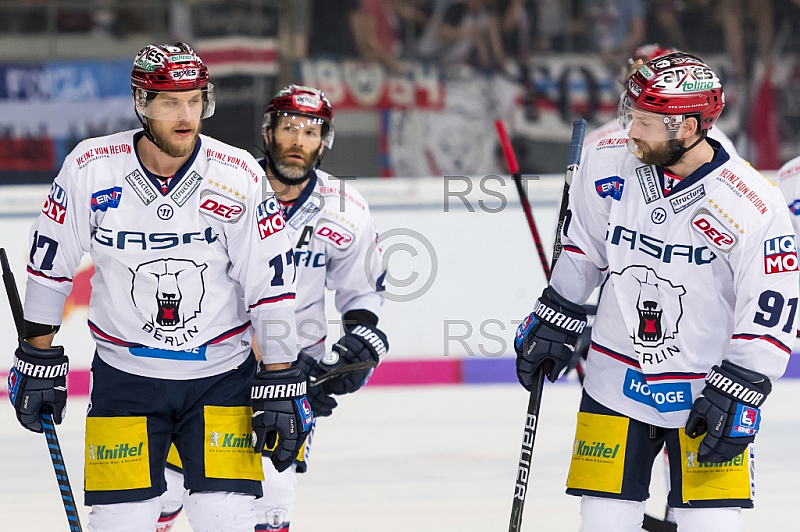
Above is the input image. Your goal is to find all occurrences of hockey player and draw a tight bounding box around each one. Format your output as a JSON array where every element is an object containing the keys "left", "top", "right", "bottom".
[
  {"left": 7, "top": 43, "right": 313, "bottom": 532},
  {"left": 585, "top": 43, "right": 738, "bottom": 156},
  {"left": 157, "top": 84, "right": 388, "bottom": 532},
  {"left": 514, "top": 52, "right": 798, "bottom": 532}
]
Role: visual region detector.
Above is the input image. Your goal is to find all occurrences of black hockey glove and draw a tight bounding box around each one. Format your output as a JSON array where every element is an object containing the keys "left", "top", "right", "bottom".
[
  {"left": 515, "top": 287, "right": 587, "bottom": 387},
  {"left": 296, "top": 353, "right": 338, "bottom": 417},
  {"left": 685, "top": 360, "right": 771, "bottom": 463},
  {"left": 322, "top": 324, "right": 388, "bottom": 395},
  {"left": 7, "top": 340, "right": 69, "bottom": 433},
  {"left": 251, "top": 364, "right": 314, "bottom": 472}
]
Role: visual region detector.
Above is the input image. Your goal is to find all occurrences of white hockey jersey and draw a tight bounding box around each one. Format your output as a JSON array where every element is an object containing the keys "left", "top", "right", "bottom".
[
  {"left": 25, "top": 130, "right": 298, "bottom": 379},
  {"left": 267, "top": 166, "right": 385, "bottom": 359},
  {"left": 778, "top": 155, "right": 800, "bottom": 237},
  {"left": 551, "top": 138, "right": 798, "bottom": 427}
]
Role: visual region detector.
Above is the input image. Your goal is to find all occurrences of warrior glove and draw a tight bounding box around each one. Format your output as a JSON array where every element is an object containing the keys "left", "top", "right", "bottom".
[
  {"left": 322, "top": 324, "right": 388, "bottom": 395},
  {"left": 8, "top": 340, "right": 69, "bottom": 433},
  {"left": 686, "top": 360, "right": 772, "bottom": 463},
  {"left": 296, "top": 353, "right": 338, "bottom": 417},
  {"left": 515, "top": 287, "right": 587, "bottom": 387},
  {"left": 251, "top": 364, "right": 313, "bottom": 472}
]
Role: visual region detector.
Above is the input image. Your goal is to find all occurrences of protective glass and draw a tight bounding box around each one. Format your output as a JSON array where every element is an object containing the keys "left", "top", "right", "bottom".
[
  {"left": 135, "top": 84, "right": 215, "bottom": 120},
  {"left": 263, "top": 111, "right": 334, "bottom": 149},
  {"left": 617, "top": 94, "right": 685, "bottom": 142}
]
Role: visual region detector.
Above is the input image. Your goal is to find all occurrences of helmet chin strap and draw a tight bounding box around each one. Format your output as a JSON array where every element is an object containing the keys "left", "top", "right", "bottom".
[
  {"left": 135, "top": 107, "right": 161, "bottom": 150},
  {"left": 664, "top": 131, "right": 707, "bottom": 168}
]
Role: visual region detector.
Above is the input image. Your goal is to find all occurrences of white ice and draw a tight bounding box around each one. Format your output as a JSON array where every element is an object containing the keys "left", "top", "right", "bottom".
[{"left": 1, "top": 381, "right": 798, "bottom": 531}]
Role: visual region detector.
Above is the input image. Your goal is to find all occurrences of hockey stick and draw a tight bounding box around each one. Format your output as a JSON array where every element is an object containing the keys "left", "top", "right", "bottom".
[
  {"left": 643, "top": 513, "right": 677, "bottom": 532},
  {"left": 494, "top": 120, "right": 551, "bottom": 279},
  {"left": 499, "top": 119, "right": 587, "bottom": 532},
  {"left": 1, "top": 248, "right": 83, "bottom": 532},
  {"left": 308, "top": 359, "right": 379, "bottom": 388}
]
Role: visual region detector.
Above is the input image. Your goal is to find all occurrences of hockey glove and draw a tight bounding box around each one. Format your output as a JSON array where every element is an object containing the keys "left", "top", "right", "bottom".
[
  {"left": 685, "top": 360, "right": 772, "bottom": 463},
  {"left": 296, "top": 353, "right": 338, "bottom": 417},
  {"left": 7, "top": 340, "right": 69, "bottom": 433},
  {"left": 515, "top": 287, "right": 587, "bottom": 388},
  {"left": 322, "top": 324, "right": 388, "bottom": 395},
  {"left": 251, "top": 364, "right": 314, "bottom": 472}
]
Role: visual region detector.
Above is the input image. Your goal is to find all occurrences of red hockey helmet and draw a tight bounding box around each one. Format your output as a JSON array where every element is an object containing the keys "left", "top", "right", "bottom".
[
  {"left": 262, "top": 85, "right": 334, "bottom": 149},
  {"left": 131, "top": 43, "right": 215, "bottom": 120},
  {"left": 619, "top": 52, "right": 724, "bottom": 140}
]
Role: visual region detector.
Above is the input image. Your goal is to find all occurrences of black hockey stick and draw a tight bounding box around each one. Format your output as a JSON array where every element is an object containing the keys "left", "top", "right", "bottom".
[
  {"left": 308, "top": 359, "right": 379, "bottom": 388},
  {"left": 500, "top": 119, "right": 587, "bottom": 532},
  {"left": 1, "top": 248, "right": 83, "bottom": 532}
]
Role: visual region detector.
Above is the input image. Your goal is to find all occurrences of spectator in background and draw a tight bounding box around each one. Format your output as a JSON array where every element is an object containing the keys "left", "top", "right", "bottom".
[
  {"left": 579, "top": 0, "right": 645, "bottom": 67},
  {"left": 419, "top": 0, "right": 507, "bottom": 70},
  {"left": 391, "top": 0, "right": 435, "bottom": 59},
  {"left": 355, "top": 0, "right": 406, "bottom": 73},
  {"left": 308, "top": 0, "right": 361, "bottom": 58},
  {"left": 532, "top": 0, "right": 570, "bottom": 52}
]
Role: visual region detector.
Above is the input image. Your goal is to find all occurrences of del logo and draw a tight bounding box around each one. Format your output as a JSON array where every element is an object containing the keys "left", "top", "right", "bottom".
[
  {"left": 199, "top": 191, "right": 245, "bottom": 223},
  {"left": 256, "top": 196, "right": 285, "bottom": 239},
  {"left": 316, "top": 221, "right": 353, "bottom": 249},
  {"left": 763, "top": 235, "right": 798, "bottom": 274},
  {"left": 595, "top": 176, "right": 624, "bottom": 200},
  {"left": 91, "top": 187, "right": 123, "bottom": 212},
  {"left": 691, "top": 209, "right": 736, "bottom": 252},
  {"left": 42, "top": 182, "right": 68, "bottom": 224}
]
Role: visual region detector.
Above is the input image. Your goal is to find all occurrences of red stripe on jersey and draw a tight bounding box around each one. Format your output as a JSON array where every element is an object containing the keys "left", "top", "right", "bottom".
[
  {"left": 249, "top": 292, "right": 296, "bottom": 309},
  {"left": 732, "top": 333, "right": 791, "bottom": 355},
  {"left": 590, "top": 342, "right": 641, "bottom": 368},
  {"left": 27, "top": 266, "right": 71, "bottom": 283}
]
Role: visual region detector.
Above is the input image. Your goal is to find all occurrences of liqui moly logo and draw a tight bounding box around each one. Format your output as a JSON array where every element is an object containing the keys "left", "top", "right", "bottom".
[
  {"left": 763, "top": 235, "right": 798, "bottom": 274},
  {"left": 256, "top": 196, "right": 285, "bottom": 240},
  {"left": 42, "top": 182, "right": 67, "bottom": 224}
]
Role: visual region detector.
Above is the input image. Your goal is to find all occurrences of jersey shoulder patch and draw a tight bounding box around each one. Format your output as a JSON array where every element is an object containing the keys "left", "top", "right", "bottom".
[{"left": 315, "top": 219, "right": 354, "bottom": 249}]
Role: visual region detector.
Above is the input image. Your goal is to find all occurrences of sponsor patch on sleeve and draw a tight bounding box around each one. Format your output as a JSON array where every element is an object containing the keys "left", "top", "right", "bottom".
[
  {"left": 763, "top": 235, "right": 798, "bottom": 274},
  {"left": 691, "top": 208, "right": 737, "bottom": 252},
  {"left": 314, "top": 220, "right": 354, "bottom": 249},
  {"left": 42, "top": 182, "right": 68, "bottom": 224},
  {"left": 256, "top": 196, "right": 286, "bottom": 239},
  {"left": 595, "top": 176, "right": 625, "bottom": 200},
  {"left": 199, "top": 190, "right": 245, "bottom": 223},
  {"left": 90, "top": 187, "right": 123, "bottom": 212}
]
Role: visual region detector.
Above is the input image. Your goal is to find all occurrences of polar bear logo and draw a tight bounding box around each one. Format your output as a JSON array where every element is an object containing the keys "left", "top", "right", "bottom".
[
  {"left": 613, "top": 265, "right": 686, "bottom": 348},
  {"left": 131, "top": 258, "right": 207, "bottom": 332}
]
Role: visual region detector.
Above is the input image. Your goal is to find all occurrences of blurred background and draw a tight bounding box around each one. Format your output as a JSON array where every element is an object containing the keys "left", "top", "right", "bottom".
[{"left": 2, "top": 0, "right": 800, "bottom": 184}]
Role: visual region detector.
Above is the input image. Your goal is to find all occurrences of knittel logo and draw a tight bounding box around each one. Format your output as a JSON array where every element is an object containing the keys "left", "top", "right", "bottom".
[
  {"left": 573, "top": 439, "right": 620, "bottom": 460},
  {"left": 87, "top": 441, "right": 144, "bottom": 461},
  {"left": 209, "top": 431, "right": 253, "bottom": 448},
  {"left": 131, "top": 258, "right": 207, "bottom": 345}
]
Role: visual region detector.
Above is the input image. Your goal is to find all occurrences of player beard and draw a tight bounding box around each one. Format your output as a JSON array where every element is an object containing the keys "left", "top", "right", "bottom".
[
  {"left": 150, "top": 119, "right": 202, "bottom": 158},
  {"left": 633, "top": 138, "right": 682, "bottom": 166},
  {"left": 269, "top": 137, "right": 319, "bottom": 185}
]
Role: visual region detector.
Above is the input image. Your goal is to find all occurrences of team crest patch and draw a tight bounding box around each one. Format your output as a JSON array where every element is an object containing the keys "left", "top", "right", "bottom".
[
  {"left": 256, "top": 196, "right": 286, "bottom": 239},
  {"left": 42, "top": 181, "right": 68, "bottom": 224},
  {"left": 131, "top": 258, "right": 207, "bottom": 347},
  {"left": 636, "top": 166, "right": 660, "bottom": 203},
  {"left": 595, "top": 176, "right": 624, "bottom": 200},
  {"left": 91, "top": 187, "right": 123, "bottom": 212},
  {"left": 198, "top": 190, "right": 245, "bottom": 223},
  {"left": 691, "top": 208, "right": 737, "bottom": 252},
  {"left": 763, "top": 235, "right": 798, "bottom": 275}
]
